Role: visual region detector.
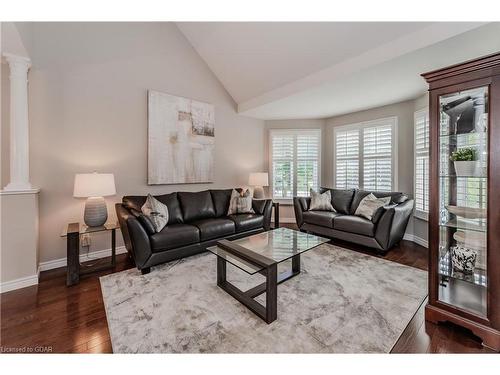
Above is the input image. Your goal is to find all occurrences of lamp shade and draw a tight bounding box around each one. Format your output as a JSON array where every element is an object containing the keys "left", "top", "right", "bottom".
[
  {"left": 249, "top": 172, "right": 269, "bottom": 187},
  {"left": 73, "top": 173, "right": 116, "bottom": 198}
]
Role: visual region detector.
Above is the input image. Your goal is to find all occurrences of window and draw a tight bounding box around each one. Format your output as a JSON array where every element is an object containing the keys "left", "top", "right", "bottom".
[
  {"left": 334, "top": 117, "right": 397, "bottom": 192},
  {"left": 270, "top": 129, "right": 321, "bottom": 199},
  {"left": 414, "top": 109, "right": 429, "bottom": 220}
]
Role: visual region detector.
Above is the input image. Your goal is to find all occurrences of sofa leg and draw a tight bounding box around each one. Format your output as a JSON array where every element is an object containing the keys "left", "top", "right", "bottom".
[{"left": 141, "top": 267, "right": 151, "bottom": 275}]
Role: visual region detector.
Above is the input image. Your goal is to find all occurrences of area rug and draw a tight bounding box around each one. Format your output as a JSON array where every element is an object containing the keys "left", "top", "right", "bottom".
[{"left": 100, "top": 244, "right": 427, "bottom": 353}]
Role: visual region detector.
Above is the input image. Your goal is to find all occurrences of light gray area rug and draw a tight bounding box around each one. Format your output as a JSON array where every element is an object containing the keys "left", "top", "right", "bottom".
[{"left": 100, "top": 244, "right": 427, "bottom": 353}]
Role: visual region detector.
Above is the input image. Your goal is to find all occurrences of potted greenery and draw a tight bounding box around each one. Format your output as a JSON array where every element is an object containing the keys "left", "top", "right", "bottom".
[{"left": 450, "top": 147, "right": 482, "bottom": 176}]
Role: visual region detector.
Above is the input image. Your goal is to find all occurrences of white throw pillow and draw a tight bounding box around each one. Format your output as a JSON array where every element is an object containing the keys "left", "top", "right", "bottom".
[
  {"left": 309, "top": 189, "right": 335, "bottom": 212},
  {"left": 141, "top": 194, "right": 169, "bottom": 232},
  {"left": 227, "top": 189, "right": 254, "bottom": 215},
  {"left": 354, "top": 193, "right": 391, "bottom": 221}
]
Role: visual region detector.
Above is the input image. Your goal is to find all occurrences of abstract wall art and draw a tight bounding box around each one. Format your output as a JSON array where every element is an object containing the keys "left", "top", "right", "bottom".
[{"left": 147, "top": 90, "right": 215, "bottom": 184}]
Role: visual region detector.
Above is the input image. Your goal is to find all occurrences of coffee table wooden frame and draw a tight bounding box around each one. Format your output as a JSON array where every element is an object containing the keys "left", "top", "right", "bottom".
[{"left": 215, "top": 239, "right": 301, "bottom": 324}]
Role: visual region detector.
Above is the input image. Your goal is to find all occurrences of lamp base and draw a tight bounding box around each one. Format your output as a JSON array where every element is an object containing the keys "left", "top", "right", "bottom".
[
  {"left": 84, "top": 197, "right": 108, "bottom": 227},
  {"left": 253, "top": 186, "right": 265, "bottom": 199}
]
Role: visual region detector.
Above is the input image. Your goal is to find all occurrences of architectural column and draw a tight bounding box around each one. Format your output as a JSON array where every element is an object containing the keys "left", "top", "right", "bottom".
[
  {"left": 3, "top": 53, "right": 33, "bottom": 191},
  {"left": 0, "top": 53, "right": 39, "bottom": 293}
]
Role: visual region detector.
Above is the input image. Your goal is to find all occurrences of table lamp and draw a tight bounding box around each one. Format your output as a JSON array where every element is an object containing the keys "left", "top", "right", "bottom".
[
  {"left": 73, "top": 172, "right": 116, "bottom": 227},
  {"left": 249, "top": 172, "right": 268, "bottom": 199}
]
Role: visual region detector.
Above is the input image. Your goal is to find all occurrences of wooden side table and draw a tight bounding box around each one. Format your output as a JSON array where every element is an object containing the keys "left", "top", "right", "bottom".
[{"left": 61, "top": 222, "right": 119, "bottom": 286}]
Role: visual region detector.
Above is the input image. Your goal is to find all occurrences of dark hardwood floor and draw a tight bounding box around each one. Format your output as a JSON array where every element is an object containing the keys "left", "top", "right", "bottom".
[{"left": 0, "top": 224, "right": 493, "bottom": 353}]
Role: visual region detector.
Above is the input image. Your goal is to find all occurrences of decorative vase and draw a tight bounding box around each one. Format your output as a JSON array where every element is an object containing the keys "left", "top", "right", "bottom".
[
  {"left": 84, "top": 197, "right": 108, "bottom": 227},
  {"left": 453, "top": 160, "right": 482, "bottom": 177},
  {"left": 451, "top": 245, "right": 477, "bottom": 274}
]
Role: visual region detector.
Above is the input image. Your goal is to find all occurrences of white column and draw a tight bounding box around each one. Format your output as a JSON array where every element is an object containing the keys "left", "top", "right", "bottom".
[{"left": 3, "top": 53, "right": 32, "bottom": 191}]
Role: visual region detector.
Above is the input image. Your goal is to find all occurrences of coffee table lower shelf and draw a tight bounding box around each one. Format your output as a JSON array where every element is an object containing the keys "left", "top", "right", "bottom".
[{"left": 216, "top": 254, "right": 300, "bottom": 324}]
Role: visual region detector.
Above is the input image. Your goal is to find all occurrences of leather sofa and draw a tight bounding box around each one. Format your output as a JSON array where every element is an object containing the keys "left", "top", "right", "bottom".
[
  {"left": 116, "top": 189, "right": 273, "bottom": 274},
  {"left": 293, "top": 187, "right": 414, "bottom": 253}
]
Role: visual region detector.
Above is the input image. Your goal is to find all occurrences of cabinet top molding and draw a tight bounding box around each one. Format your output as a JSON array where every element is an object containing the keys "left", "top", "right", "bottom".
[{"left": 421, "top": 51, "right": 500, "bottom": 84}]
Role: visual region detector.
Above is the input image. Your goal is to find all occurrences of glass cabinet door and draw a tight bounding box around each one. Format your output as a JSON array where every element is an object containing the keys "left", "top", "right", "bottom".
[{"left": 438, "top": 86, "right": 488, "bottom": 317}]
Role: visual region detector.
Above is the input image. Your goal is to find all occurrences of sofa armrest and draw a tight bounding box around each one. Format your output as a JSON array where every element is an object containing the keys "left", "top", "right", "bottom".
[
  {"left": 375, "top": 199, "right": 414, "bottom": 251},
  {"left": 253, "top": 199, "right": 273, "bottom": 231},
  {"left": 293, "top": 197, "right": 310, "bottom": 228},
  {"left": 116, "top": 203, "right": 152, "bottom": 270}
]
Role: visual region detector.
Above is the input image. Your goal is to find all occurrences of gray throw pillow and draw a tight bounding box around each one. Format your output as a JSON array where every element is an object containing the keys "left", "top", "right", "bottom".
[
  {"left": 141, "top": 194, "right": 169, "bottom": 232},
  {"left": 354, "top": 193, "right": 391, "bottom": 221},
  {"left": 228, "top": 189, "right": 254, "bottom": 215},
  {"left": 309, "top": 189, "right": 335, "bottom": 212}
]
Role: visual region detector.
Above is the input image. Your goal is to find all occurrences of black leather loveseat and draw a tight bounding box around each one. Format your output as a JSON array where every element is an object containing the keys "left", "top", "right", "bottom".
[
  {"left": 293, "top": 188, "right": 414, "bottom": 253},
  {"left": 116, "top": 189, "right": 273, "bottom": 274}
]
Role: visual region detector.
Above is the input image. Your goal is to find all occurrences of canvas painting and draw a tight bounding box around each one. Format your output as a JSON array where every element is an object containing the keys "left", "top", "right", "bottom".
[{"left": 148, "top": 90, "right": 215, "bottom": 184}]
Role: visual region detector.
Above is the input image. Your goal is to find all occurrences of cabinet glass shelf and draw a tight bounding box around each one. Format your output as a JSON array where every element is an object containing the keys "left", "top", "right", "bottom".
[
  {"left": 440, "top": 218, "right": 487, "bottom": 233},
  {"left": 439, "top": 175, "right": 487, "bottom": 179}
]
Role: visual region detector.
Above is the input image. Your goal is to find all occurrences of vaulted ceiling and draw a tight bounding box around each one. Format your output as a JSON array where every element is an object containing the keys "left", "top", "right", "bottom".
[{"left": 176, "top": 22, "right": 500, "bottom": 119}]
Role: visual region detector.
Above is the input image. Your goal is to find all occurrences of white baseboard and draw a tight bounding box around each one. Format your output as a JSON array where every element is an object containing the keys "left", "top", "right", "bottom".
[
  {"left": 0, "top": 273, "right": 39, "bottom": 294},
  {"left": 403, "top": 233, "right": 428, "bottom": 248},
  {"left": 1, "top": 246, "right": 128, "bottom": 293},
  {"left": 38, "top": 246, "right": 128, "bottom": 272}
]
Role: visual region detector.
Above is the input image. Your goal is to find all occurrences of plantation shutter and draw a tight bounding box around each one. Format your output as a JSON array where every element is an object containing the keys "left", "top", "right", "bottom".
[
  {"left": 334, "top": 117, "right": 396, "bottom": 192},
  {"left": 415, "top": 110, "right": 429, "bottom": 217},
  {"left": 270, "top": 130, "right": 321, "bottom": 199},
  {"left": 335, "top": 129, "right": 359, "bottom": 189},
  {"left": 296, "top": 132, "right": 320, "bottom": 197},
  {"left": 271, "top": 133, "right": 294, "bottom": 199}
]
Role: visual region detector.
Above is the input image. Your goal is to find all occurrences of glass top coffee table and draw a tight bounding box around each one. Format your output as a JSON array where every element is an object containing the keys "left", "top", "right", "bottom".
[{"left": 207, "top": 228, "right": 329, "bottom": 323}]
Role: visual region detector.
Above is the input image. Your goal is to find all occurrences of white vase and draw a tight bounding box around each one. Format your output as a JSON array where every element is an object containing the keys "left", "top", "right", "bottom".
[{"left": 453, "top": 161, "right": 482, "bottom": 177}]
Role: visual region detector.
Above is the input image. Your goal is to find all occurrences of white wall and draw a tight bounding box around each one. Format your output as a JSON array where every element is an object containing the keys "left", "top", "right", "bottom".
[{"left": 15, "top": 22, "right": 265, "bottom": 264}]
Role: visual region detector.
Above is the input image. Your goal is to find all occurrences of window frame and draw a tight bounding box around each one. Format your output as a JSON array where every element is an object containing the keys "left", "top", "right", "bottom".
[
  {"left": 333, "top": 116, "right": 398, "bottom": 192},
  {"left": 414, "top": 108, "right": 429, "bottom": 221},
  {"left": 269, "top": 128, "right": 322, "bottom": 202}
]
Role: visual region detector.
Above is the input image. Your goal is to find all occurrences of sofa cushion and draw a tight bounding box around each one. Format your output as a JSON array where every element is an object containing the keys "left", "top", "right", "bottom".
[
  {"left": 302, "top": 211, "right": 339, "bottom": 228},
  {"left": 178, "top": 191, "right": 216, "bottom": 222},
  {"left": 319, "top": 187, "right": 355, "bottom": 214},
  {"left": 149, "top": 224, "right": 200, "bottom": 252},
  {"left": 123, "top": 193, "right": 183, "bottom": 225},
  {"left": 156, "top": 192, "right": 184, "bottom": 224},
  {"left": 228, "top": 214, "right": 264, "bottom": 232},
  {"left": 350, "top": 190, "right": 408, "bottom": 215},
  {"left": 333, "top": 215, "right": 375, "bottom": 237},
  {"left": 210, "top": 189, "right": 233, "bottom": 217},
  {"left": 190, "top": 218, "right": 235, "bottom": 241}
]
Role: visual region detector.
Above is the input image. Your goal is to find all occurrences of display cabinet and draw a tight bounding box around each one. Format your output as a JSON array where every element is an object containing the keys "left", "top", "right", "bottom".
[{"left": 422, "top": 52, "right": 500, "bottom": 351}]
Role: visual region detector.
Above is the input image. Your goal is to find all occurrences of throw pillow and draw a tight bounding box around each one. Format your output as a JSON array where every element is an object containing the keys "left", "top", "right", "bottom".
[
  {"left": 354, "top": 193, "right": 391, "bottom": 221},
  {"left": 227, "top": 189, "right": 254, "bottom": 215},
  {"left": 141, "top": 194, "right": 169, "bottom": 233},
  {"left": 309, "top": 189, "right": 335, "bottom": 211}
]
